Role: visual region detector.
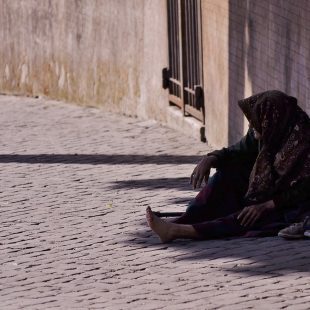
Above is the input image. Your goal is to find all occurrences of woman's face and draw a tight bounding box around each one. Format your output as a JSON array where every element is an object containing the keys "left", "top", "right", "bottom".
[
  {"left": 249, "top": 123, "right": 262, "bottom": 140},
  {"left": 253, "top": 128, "right": 262, "bottom": 140}
]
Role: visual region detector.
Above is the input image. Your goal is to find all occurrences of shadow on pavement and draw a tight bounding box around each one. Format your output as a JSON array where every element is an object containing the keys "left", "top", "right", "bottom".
[
  {"left": 126, "top": 221, "right": 310, "bottom": 275},
  {"left": 109, "top": 177, "right": 195, "bottom": 191},
  {"left": 0, "top": 154, "right": 202, "bottom": 165},
  {"left": 168, "top": 238, "right": 310, "bottom": 275},
  {"left": 168, "top": 197, "right": 194, "bottom": 205}
]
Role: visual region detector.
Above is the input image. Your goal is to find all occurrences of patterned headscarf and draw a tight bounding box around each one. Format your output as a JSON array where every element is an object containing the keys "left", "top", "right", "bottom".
[{"left": 238, "top": 90, "right": 310, "bottom": 203}]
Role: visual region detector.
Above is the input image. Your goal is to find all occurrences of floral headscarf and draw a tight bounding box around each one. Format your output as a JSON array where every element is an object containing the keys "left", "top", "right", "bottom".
[{"left": 238, "top": 90, "right": 310, "bottom": 203}]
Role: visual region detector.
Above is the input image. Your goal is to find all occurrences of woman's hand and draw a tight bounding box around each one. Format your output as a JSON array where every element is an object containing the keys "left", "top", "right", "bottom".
[
  {"left": 237, "top": 200, "right": 275, "bottom": 227},
  {"left": 190, "top": 155, "right": 217, "bottom": 189}
]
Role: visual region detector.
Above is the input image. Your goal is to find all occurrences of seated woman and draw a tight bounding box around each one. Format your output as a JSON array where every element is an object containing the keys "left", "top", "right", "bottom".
[{"left": 146, "top": 90, "right": 310, "bottom": 243}]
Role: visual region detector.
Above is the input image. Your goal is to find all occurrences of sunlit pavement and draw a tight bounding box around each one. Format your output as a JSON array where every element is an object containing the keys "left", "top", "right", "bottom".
[{"left": 0, "top": 95, "right": 309, "bottom": 309}]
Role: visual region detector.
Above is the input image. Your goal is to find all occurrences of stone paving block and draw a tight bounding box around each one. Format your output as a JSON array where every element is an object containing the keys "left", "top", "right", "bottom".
[{"left": 0, "top": 95, "right": 309, "bottom": 309}]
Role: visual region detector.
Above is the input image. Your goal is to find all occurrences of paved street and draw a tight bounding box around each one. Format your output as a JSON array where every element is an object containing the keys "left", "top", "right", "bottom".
[{"left": 0, "top": 95, "right": 309, "bottom": 310}]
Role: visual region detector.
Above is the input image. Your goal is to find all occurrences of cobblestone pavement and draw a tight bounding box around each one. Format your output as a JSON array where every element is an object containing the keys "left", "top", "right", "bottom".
[{"left": 0, "top": 95, "right": 309, "bottom": 310}]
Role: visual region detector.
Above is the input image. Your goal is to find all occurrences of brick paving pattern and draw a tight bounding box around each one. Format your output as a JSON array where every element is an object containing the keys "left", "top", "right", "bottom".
[{"left": 0, "top": 95, "right": 309, "bottom": 309}]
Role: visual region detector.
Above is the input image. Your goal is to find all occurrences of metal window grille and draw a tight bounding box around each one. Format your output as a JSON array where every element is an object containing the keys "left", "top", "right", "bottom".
[{"left": 163, "top": 0, "right": 204, "bottom": 124}]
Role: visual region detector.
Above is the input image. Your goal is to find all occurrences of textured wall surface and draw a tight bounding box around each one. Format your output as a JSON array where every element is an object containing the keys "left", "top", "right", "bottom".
[
  {"left": 228, "top": 0, "right": 310, "bottom": 144},
  {"left": 1, "top": 0, "right": 310, "bottom": 148},
  {"left": 0, "top": 0, "right": 168, "bottom": 121},
  {"left": 202, "top": 0, "right": 310, "bottom": 147},
  {"left": 201, "top": 0, "right": 230, "bottom": 148}
]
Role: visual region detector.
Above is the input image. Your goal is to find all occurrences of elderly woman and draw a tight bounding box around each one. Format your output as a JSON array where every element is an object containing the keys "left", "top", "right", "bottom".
[{"left": 146, "top": 90, "right": 310, "bottom": 242}]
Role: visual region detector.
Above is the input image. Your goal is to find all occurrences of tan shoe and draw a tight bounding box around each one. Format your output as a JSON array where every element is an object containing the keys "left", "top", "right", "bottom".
[{"left": 278, "top": 216, "right": 310, "bottom": 239}]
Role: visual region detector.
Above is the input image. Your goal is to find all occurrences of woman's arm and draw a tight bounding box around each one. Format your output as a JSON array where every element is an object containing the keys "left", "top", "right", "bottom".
[
  {"left": 238, "top": 178, "right": 310, "bottom": 227},
  {"left": 207, "top": 129, "right": 259, "bottom": 168},
  {"left": 190, "top": 154, "right": 218, "bottom": 189},
  {"left": 191, "top": 129, "right": 259, "bottom": 189},
  {"left": 238, "top": 200, "right": 275, "bottom": 227}
]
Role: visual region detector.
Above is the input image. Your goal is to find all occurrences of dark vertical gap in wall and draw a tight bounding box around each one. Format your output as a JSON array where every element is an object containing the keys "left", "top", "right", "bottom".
[
  {"left": 284, "top": 20, "right": 292, "bottom": 95},
  {"left": 228, "top": 0, "right": 247, "bottom": 145}
]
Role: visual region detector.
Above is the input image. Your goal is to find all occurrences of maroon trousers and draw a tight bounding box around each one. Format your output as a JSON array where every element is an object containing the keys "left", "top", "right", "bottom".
[{"left": 174, "top": 165, "right": 290, "bottom": 239}]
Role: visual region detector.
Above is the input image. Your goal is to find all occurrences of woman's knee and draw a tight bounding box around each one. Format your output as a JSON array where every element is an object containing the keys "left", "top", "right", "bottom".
[{"left": 186, "top": 200, "right": 204, "bottom": 215}]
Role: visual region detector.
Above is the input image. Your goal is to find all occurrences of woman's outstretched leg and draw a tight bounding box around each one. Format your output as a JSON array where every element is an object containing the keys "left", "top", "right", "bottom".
[
  {"left": 147, "top": 206, "right": 252, "bottom": 243},
  {"left": 146, "top": 207, "right": 200, "bottom": 243}
]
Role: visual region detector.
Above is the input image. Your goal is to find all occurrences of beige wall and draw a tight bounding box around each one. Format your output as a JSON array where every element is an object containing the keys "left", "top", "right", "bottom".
[
  {"left": 201, "top": 0, "right": 229, "bottom": 148},
  {"left": 2, "top": 0, "right": 309, "bottom": 149},
  {"left": 0, "top": 0, "right": 168, "bottom": 122},
  {"left": 201, "top": 0, "right": 310, "bottom": 148},
  {"left": 140, "top": 0, "right": 169, "bottom": 121}
]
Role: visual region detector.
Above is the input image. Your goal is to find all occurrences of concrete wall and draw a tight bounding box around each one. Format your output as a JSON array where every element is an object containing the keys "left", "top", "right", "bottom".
[
  {"left": 1, "top": 0, "right": 310, "bottom": 149},
  {"left": 0, "top": 0, "right": 168, "bottom": 122},
  {"left": 202, "top": 0, "right": 310, "bottom": 147},
  {"left": 229, "top": 0, "right": 310, "bottom": 144},
  {"left": 201, "top": 0, "right": 229, "bottom": 148}
]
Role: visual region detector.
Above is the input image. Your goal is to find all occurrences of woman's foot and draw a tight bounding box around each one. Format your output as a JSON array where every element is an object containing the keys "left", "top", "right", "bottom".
[{"left": 146, "top": 207, "right": 175, "bottom": 243}]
